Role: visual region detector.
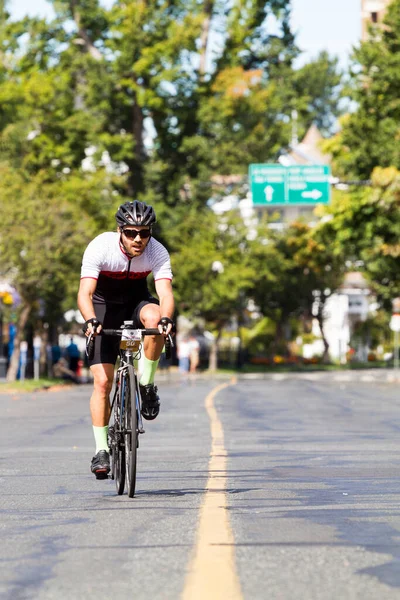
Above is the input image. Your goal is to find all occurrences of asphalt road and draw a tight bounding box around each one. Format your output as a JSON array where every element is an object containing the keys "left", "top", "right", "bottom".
[{"left": 1, "top": 373, "right": 400, "bottom": 600}]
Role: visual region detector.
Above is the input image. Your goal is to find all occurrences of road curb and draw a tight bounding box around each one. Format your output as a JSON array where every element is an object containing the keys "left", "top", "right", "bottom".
[{"left": 235, "top": 369, "right": 400, "bottom": 383}]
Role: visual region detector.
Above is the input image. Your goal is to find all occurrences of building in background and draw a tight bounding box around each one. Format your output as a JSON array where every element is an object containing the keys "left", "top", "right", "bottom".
[
  {"left": 283, "top": 124, "right": 330, "bottom": 167},
  {"left": 361, "top": 0, "right": 391, "bottom": 40},
  {"left": 323, "top": 272, "right": 372, "bottom": 362},
  {"left": 303, "top": 273, "right": 373, "bottom": 363}
]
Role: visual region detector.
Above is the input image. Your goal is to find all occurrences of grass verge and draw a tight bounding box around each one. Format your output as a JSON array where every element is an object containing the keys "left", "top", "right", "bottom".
[{"left": 0, "top": 378, "right": 68, "bottom": 393}]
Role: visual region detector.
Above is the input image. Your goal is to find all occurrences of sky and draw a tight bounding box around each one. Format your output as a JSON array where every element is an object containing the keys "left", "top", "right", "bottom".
[
  {"left": 291, "top": 0, "right": 361, "bottom": 67},
  {"left": 9, "top": 0, "right": 362, "bottom": 68}
]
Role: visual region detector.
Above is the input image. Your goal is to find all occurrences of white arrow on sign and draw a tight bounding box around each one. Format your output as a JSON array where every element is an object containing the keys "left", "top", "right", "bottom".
[
  {"left": 264, "top": 185, "right": 274, "bottom": 202},
  {"left": 301, "top": 189, "right": 323, "bottom": 200}
]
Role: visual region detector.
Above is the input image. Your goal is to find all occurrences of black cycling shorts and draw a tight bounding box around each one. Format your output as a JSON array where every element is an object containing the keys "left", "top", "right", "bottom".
[{"left": 89, "top": 298, "right": 159, "bottom": 367}]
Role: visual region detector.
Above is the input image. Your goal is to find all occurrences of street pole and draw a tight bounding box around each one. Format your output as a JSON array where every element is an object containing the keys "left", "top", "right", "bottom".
[
  {"left": 391, "top": 298, "right": 400, "bottom": 373},
  {"left": 0, "top": 310, "right": 6, "bottom": 379},
  {"left": 33, "top": 336, "right": 41, "bottom": 380},
  {"left": 394, "top": 329, "right": 399, "bottom": 372},
  {"left": 20, "top": 341, "right": 28, "bottom": 382}
]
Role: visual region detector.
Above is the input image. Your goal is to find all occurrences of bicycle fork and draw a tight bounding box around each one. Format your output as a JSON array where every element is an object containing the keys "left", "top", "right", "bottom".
[{"left": 120, "top": 364, "right": 146, "bottom": 437}]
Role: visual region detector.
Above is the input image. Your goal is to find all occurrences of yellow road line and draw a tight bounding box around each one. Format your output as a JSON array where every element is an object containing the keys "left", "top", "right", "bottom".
[{"left": 182, "top": 378, "right": 243, "bottom": 600}]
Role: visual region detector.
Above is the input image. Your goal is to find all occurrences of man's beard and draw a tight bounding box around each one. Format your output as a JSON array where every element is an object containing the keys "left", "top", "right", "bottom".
[{"left": 120, "top": 237, "right": 143, "bottom": 257}]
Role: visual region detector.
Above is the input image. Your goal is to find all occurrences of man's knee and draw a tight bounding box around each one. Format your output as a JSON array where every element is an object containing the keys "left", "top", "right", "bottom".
[
  {"left": 140, "top": 304, "right": 161, "bottom": 328},
  {"left": 92, "top": 367, "right": 114, "bottom": 396}
]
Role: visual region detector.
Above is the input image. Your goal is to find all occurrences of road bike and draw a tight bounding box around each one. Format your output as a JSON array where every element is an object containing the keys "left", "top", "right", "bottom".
[{"left": 86, "top": 321, "right": 171, "bottom": 497}]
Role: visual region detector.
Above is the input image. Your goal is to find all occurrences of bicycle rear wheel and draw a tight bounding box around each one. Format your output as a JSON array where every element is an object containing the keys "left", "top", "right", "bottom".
[
  {"left": 112, "top": 373, "right": 126, "bottom": 495},
  {"left": 125, "top": 365, "right": 138, "bottom": 498}
]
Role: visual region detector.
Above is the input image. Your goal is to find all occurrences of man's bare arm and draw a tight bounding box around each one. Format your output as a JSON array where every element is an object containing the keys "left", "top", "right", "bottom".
[
  {"left": 155, "top": 279, "right": 175, "bottom": 335},
  {"left": 77, "top": 278, "right": 101, "bottom": 335}
]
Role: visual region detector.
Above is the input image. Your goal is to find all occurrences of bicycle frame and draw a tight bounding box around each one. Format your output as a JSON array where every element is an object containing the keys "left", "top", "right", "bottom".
[{"left": 115, "top": 346, "right": 145, "bottom": 435}]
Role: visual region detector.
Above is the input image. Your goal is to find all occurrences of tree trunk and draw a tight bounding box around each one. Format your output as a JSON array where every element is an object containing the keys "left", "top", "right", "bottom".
[
  {"left": 316, "top": 305, "right": 330, "bottom": 363},
  {"left": 199, "top": 0, "right": 214, "bottom": 78},
  {"left": 208, "top": 327, "right": 222, "bottom": 372},
  {"left": 128, "top": 97, "right": 146, "bottom": 195},
  {"left": 236, "top": 308, "right": 244, "bottom": 369},
  {"left": 39, "top": 327, "right": 49, "bottom": 377},
  {"left": 133, "top": 100, "right": 145, "bottom": 162},
  {"left": 70, "top": 0, "right": 103, "bottom": 60},
  {"left": 272, "top": 318, "right": 285, "bottom": 354},
  {"left": 6, "top": 303, "right": 31, "bottom": 382}
]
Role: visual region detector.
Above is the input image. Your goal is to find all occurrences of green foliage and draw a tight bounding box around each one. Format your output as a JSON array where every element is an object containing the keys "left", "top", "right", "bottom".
[
  {"left": 0, "top": 165, "right": 119, "bottom": 324},
  {"left": 241, "top": 316, "right": 276, "bottom": 356},
  {"left": 249, "top": 219, "right": 345, "bottom": 323},
  {"left": 327, "top": 0, "right": 400, "bottom": 178},
  {"left": 350, "top": 311, "right": 392, "bottom": 350},
  {"left": 291, "top": 51, "right": 343, "bottom": 135},
  {"left": 170, "top": 210, "right": 256, "bottom": 331},
  {"left": 0, "top": 0, "right": 345, "bottom": 359},
  {"left": 316, "top": 167, "right": 400, "bottom": 307}
]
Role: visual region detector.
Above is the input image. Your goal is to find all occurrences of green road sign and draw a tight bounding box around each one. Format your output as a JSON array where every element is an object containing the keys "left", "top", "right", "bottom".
[{"left": 249, "top": 164, "right": 331, "bottom": 206}]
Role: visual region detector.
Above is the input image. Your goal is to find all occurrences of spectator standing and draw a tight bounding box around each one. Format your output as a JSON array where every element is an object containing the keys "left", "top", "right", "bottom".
[
  {"left": 51, "top": 344, "right": 61, "bottom": 366},
  {"left": 177, "top": 336, "right": 191, "bottom": 379},
  {"left": 65, "top": 337, "right": 81, "bottom": 374},
  {"left": 189, "top": 335, "right": 200, "bottom": 374}
]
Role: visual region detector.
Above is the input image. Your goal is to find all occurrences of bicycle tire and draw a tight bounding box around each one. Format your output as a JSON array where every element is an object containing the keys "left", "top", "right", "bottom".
[
  {"left": 125, "top": 365, "right": 138, "bottom": 498},
  {"left": 113, "top": 372, "right": 126, "bottom": 495},
  {"left": 115, "top": 438, "right": 126, "bottom": 495}
]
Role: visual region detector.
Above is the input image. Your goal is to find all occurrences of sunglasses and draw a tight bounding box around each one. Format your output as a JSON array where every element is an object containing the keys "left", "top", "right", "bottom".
[{"left": 122, "top": 228, "right": 151, "bottom": 240}]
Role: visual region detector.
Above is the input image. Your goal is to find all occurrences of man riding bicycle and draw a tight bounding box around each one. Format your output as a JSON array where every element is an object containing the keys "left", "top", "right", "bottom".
[{"left": 77, "top": 200, "right": 175, "bottom": 479}]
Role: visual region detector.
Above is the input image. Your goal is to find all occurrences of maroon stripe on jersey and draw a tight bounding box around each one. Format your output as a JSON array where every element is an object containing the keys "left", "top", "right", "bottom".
[{"left": 99, "top": 270, "right": 151, "bottom": 280}]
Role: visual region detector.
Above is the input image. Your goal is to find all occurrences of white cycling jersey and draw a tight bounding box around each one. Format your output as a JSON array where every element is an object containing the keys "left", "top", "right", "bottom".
[{"left": 80, "top": 232, "right": 172, "bottom": 304}]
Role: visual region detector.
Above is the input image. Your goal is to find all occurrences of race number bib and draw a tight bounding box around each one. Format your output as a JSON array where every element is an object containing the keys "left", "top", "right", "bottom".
[{"left": 120, "top": 329, "right": 141, "bottom": 351}]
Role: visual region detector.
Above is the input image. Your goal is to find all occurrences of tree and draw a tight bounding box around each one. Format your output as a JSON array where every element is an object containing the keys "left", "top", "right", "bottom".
[
  {"left": 294, "top": 218, "right": 347, "bottom": 360},
  {"left": 0, "top": 166, "right": 119, "bottom": 380},
  {"left": 170, "top": 209, "right": 257, "bottom": 369},
  {"left": 325, "top": 0, "right": 400, "bottom": 179},
  {"left": 316, "top": 168, "right": 400, "bottom": 310},
  {"left": 0, "top": 0, "right": 344, "bottom": 207},
  {"left": 246, "top": 220, "right": 295, "bottom": 352},
  {"left": 247, "top": 218, "right": 347, "bottom": 360},
  {"left": 291, "top": 51, "right": 343, "bottom": 135}
]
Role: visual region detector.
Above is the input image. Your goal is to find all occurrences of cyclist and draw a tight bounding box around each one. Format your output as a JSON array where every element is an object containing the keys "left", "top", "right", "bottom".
[{"left": 77, "top": 200, "right": 175, "bottom": 479}]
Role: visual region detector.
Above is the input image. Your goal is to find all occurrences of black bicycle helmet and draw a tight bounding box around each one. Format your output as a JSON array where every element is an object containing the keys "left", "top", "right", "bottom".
[{"left": 115, "top": 200, "right": 156, "bottom": 228}]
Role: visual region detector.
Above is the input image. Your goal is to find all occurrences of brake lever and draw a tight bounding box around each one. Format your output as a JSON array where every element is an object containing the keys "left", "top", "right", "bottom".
[
  {"left": 164, "top": 333, "right": 174, "bottom": 360},
  {"left": 86, "top": 332, "right": 95, "bottom": 359}
]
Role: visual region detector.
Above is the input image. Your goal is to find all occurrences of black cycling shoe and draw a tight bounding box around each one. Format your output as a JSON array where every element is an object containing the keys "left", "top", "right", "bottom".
[
  {"left": 91, "top": 450, "right": 110, "bottom": 480},
  {"left": 140, "top": 384, "right": 160, "bottom": 420}
]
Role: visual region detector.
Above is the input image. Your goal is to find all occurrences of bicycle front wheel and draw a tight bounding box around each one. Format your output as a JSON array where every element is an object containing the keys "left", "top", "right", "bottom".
[
  {"left": 114, "top": 436, "right": 126, "bottom": 495},
  {"left": 112, "top": 373, "right": 126, "bottom": 495},
  {"left": 125, "top": 365, "right": 138, "bottom": 498}
]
